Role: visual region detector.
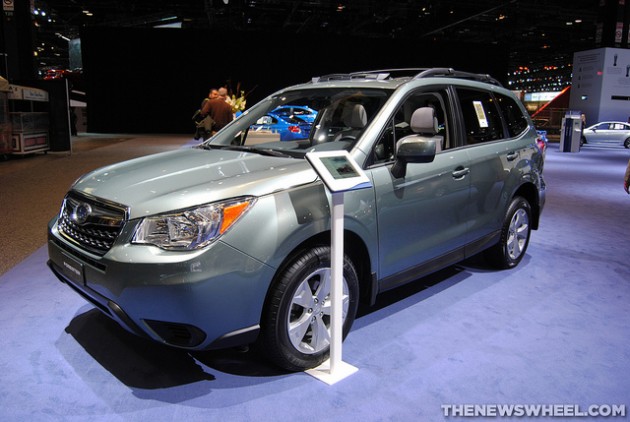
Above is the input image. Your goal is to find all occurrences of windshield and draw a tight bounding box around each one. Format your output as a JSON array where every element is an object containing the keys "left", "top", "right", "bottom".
[{"left": 201, "top": 87, "right": 392, "bottom": 157}]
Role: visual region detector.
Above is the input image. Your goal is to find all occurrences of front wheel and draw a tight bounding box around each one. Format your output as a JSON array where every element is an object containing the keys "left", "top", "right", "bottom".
[
  {"left": 485, "top": 196, "right": 532, "bottom": 269},
  {"left": 260, "top": 246, "right": 359, "bottom": 371},
  {"left": 624, "top": 138, "right": 630, "bottom": 149}
]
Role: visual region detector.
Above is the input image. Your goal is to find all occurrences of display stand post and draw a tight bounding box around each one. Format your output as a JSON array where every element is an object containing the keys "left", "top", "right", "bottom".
[
  {"left": 304, "top": 150, "right": 371, "bottom": 385},
  {"left": 305, "top": 192, "right": 358, "bottom": 385},
  {"left": 329, "top": 192, "right": 344, "bottom": 374}
]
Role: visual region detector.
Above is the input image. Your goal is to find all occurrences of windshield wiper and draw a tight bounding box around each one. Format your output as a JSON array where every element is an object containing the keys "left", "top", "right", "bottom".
[{"left": 199, "top": 144, "right": 294, "bottom": 158}]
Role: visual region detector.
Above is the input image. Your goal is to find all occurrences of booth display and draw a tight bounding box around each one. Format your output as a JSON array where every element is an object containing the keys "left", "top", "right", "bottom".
[
  {"left": 8, "top": 84, "right": 50, "bottom": 155},
  {"left": 560, "top": 110, "right": 583, "bottom": 153}
]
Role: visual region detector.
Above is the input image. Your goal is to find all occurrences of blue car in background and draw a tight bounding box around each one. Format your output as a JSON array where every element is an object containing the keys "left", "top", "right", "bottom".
[
  {"left": 249, "top": 113, "right": 312, "bottom": 141},
  {"left": 271, "top": 105, "right": 318, "bottom": 123}
]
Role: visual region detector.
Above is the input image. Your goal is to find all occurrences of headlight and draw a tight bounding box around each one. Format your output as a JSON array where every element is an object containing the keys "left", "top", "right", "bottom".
[{"left": 132, "top": 197, "right": 255, "bottom": 250}]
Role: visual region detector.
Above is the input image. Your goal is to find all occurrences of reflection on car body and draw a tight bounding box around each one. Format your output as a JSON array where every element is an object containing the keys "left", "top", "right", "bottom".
[
  {"left": 249, "top": 112, "right": 312, "bottom": 142},
  {"left": 272, "top": 105, "right": 318, "bottom": 123}
]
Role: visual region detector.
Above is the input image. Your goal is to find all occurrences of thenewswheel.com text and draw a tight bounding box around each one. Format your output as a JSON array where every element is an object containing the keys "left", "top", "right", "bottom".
[{"left": 441, "top": 404, "right": 626, "bottom": 418}]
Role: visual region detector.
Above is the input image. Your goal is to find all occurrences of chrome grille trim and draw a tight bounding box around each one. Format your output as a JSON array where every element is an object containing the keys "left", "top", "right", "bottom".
[{"left": 57, "top": 192, "right": 128, "bottom": 255}]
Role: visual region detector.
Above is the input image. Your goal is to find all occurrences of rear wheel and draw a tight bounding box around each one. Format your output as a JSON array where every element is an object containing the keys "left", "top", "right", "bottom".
[
  {"left": 486, "top": 196, "right": 532, "bottom": 269},
  {"left": 260, "top": 246, "right": 359, "bottom": 371},
  {"left": 624, "top": 138, "right": 630, "bottom": 149}
]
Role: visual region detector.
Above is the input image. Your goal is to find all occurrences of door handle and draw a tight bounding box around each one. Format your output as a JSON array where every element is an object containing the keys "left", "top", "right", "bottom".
[
  {"left": 506, "top": 152, "right": 519, "bottom": 161},
  {"left": 452, "top": 167, "right": 470, "bottom": 179}
]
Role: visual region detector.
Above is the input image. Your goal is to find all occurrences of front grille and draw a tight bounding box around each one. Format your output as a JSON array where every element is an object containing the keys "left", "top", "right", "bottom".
[{"left": 58, "top": 192, "right": 127, "bottom": 255}]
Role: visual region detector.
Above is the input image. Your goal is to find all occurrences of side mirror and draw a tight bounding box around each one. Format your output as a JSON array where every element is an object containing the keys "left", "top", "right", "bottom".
[{"left": 391, "top": 137, "right": 437, "bottom": 179}]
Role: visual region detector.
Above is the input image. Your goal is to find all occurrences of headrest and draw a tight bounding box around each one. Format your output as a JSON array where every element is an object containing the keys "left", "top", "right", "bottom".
[
  {"left": 343, "top": 104, "right": 367, "bottom": 129},
  {"left": 410, "top": 107, "right": 438, "bottom": 135}
]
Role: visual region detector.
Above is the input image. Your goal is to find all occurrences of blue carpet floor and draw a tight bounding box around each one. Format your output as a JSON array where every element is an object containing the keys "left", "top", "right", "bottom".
[{"left": 1, "top": 142, "right": 629, "bottom": 421}]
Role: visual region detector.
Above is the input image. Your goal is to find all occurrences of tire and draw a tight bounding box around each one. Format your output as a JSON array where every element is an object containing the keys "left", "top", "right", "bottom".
[
  {"left": 624, "top": 138, "right": 630, "bottom": 149},
  {"left": 260, "top": 246, "right": 359, "bottom": 371},
  {"left": 485, "top": 196, "right": 532, "bottom": 269},
  {"left": 580, "top": 136, "right": 586, "bottom": 146}
]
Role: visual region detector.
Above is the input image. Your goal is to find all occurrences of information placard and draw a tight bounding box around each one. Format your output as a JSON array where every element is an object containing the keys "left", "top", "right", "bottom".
[{"left": 305, "top": 150, "right": 371, "bottom": 192}]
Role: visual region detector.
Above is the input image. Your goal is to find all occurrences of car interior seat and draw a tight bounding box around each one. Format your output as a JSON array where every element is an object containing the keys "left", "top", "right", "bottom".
[
  {"left": 397, "top": 107, "right": 443, "bottom": 153},
  {"left": 333, "top": 103, "right": 367, "bottom": 142}
]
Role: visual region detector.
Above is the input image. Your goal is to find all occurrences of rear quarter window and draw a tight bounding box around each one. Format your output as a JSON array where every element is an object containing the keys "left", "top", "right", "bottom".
[{"left": 496, "top": 93, "right": 529, "bottom": 137}]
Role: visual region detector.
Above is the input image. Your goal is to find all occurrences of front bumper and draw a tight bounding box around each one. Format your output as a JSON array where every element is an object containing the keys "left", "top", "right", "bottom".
[{"left": 47, "top": 218, "right": 274, "bottom": 350}]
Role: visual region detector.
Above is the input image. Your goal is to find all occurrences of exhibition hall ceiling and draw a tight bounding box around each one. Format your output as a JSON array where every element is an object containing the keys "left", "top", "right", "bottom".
[{"left": 35, "top": 0, "right": 598, "bottom": 70}]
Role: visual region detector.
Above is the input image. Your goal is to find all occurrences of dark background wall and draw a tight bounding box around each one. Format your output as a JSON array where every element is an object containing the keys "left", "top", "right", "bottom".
[{"left": 81, "top": 27, "right": 507, "bottom": 134}]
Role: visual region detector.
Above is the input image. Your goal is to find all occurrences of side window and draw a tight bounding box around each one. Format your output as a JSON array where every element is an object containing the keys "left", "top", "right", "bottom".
[
  {"left": 371, "top": 90, "right": 449, "bottom": 165},
  {"left": 456, "top": 88, "right": 504, "bottom": 145},
  {"left": 496, "top": 93, "right": 529, "bottom": 137},
  {"left": 274, "top": 107, "right": 290, "bottom": 117}
]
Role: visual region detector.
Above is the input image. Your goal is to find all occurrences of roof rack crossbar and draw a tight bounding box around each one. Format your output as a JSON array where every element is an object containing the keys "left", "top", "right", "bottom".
[
  {"left": 311, "top": 71, "right": 395, "bottom": 83},
  {"left": 350, "top": 68, "right": 429, "bottom": 77},
  {"left": 311, "top": 73, "right": 352, "bottom": 83}
]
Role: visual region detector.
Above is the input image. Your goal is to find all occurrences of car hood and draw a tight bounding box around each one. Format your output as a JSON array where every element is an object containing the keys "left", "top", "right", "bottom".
[{"left": 72, "top": 147, "right": 318, "bottom": 219}]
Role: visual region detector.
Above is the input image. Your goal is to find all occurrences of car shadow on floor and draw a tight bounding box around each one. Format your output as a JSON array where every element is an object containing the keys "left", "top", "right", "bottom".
[
  {"left": 64, "top": 256, "right": 496, "bottom": 388},
  {"left": 64, "top": 309, "right": 289, "bottom": 390}
]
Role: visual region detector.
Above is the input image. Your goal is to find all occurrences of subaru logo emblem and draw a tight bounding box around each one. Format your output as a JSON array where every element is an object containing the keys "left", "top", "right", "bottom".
[{"left": 71, "top": 203, "right": 92, "bottom": 225}]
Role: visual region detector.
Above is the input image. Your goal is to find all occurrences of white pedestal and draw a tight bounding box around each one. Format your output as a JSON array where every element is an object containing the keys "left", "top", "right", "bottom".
[{"left": 305, "top": 359, "right": 359, "bottom": 385}]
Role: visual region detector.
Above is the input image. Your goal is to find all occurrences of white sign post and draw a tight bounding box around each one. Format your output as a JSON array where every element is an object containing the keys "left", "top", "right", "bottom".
[{"left": 304, "top": 151, "right": 372, "bottom": 385}]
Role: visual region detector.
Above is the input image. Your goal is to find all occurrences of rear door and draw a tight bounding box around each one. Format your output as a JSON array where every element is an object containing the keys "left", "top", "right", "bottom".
[{"left": 453, "top": 87, "right": 529, "bottom": 246}]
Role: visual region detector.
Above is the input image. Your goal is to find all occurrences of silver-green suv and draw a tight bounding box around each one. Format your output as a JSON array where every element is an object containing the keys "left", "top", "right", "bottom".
[{"left": 47, "top": 68, "right": 546, "bottom": 371}]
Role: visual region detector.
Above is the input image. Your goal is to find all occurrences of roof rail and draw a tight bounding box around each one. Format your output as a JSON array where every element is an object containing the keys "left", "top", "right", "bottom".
[
  {"left": 311, "top": 68, "right": 428, "bottom": 83},
  {"left": 311, "top": 67, "right": 503, "bottom": 86},
  {"left": 413, "top": 68, "right": 503, "bottom": 86}
]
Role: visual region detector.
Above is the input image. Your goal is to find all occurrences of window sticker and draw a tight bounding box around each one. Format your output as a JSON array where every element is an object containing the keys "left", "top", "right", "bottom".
[{"left": 473, "top": 101, "right": 489, "bottom": 128}]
